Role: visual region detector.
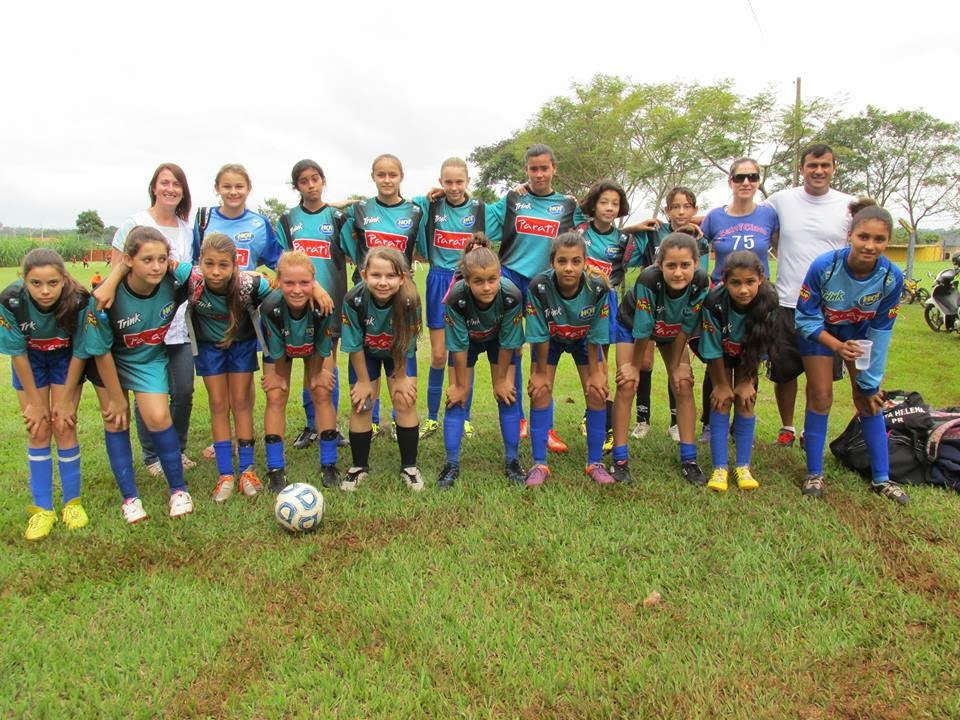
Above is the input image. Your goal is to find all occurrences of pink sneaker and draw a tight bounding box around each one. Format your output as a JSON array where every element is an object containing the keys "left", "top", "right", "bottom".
[
  {"left": 586, "top": 463, "right": 616, "bottom": 485},
  {"left": 524, "top": 464, "right": 550, "bottom": 487}
]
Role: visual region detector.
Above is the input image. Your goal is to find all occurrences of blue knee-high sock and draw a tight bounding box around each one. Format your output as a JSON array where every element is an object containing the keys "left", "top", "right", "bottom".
[
  {"left": 709, "top": 410, "right": 730, "bottom": 469},
  {"left": 372, "top": 399, "right": 381, "bottom": 426},
  {"left": 804, "top": 409, "right": 829, "bottom": 476},
  {"left": 465, "top": 378, "right": 475, "bottom": 421},
  {"left": 302, "top": 388, "right": 316, "bottom": 430},
  {"left": 319, "top": 435, "right": 338, "bottom": 466},
  {"left": 427, "top": 366, "right": 444, "bottom": 422},
  {"left": 515, "top": 363, "right": 526, "bottom": 420},
  {"left": 105, "top": 429, "right": 138, "bottom": 500},
  {"left": 332, "top": 367, "right": 340, "bottom": 413},
  {"left": 151, "top": 425, "right": 186, "bottom": 493},
  {"left": 443, "top": 402, "right": 465, "bottom": 464},
  {"left": 27, "top": 445, "right": 53, "bottom": 510},
  {"left": 265, "top": 436, "right": 285, "bottom": 471},
  {"left": 860, "top": 413, "right": 890, "bottom": 484},
  {"left": 58, "top": 445, "right": 81, "bottom": 503},
  {"left": 497, "top": 400, "right": 520, "bottom": 463},
  {"left": 679, "top": 442, "right": 697, "bottom": 464},
  {"left": 214, "top": 440, "right": 234, "bottom": 476},
  {"left": 734, "top": 414, "right": 756, "bottom": 467},
  {"left": 530, "top": 405, "right": 551, "bottom": 465},
  {"left": 586, "top": 408, "right": 606, "bottom": 465}
]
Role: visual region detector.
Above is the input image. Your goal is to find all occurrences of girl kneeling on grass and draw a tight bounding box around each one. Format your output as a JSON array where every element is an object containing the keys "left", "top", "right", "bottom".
[
  {"left": 340, "top": 247, "right": 423, "bottom": 492},
  {"left": 438, "top": 235, "right": 525, "bottom": 488},
  {"left": 618, "top": 232, "right": 710, "bottom": 486},
  {"left": 0, "top": 250, "right": 91, "bottom": 540},
  {"left": 694, "top": 251, "right": 778, "bottom": 492},
  {"left": 796, "top": 199, "right": 907, "bottom": 504},
  {"left": 524, "top": 231, "right": 611, "bottom": 487},
  {"left": 259, "top": 251, "right": 339, "bottom": 493}
]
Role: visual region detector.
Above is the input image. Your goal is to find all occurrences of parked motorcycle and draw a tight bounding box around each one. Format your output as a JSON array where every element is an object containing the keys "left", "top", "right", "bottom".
[{"left": 924, "top": 253, "right": 960, "bottom": 333}]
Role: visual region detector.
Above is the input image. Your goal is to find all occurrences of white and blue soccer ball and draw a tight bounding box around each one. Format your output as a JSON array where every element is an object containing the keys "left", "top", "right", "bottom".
[{"left": 274, "top": 483, "right": 324, "bottom": 533}]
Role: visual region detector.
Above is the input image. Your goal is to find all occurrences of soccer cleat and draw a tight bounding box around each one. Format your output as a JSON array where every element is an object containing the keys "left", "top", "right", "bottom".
[
  {"left": 631, "top": 421, "right": 651, "bottom": 440},
  {"left": 212, "top": 474, "right": 235, "bottom": 504},
  {"left": 168, "top": 490, "right": 194, "bottom": 519},
  {"left": 699, "top": 424, "right": 711, "bottom": 444},
  {"left": 293, "top": 426, "right": 318, "bottom": 449},
  {"left": 873, "top": 481, "right": 910, "bottom": 505},
  {"left": 401, "top": 467, "right": 425, "bottom": 492},
  {"left": 462, "top": 420, "right": 475, "bottom": 439},
  {"left": 321, "top": 464, "right": 340, "bottom": 489},
  {"left": 610, "top": 460, "right": 631, "bottom": 484},
  {"left": 145, "top": 460, "right": 163, "bottom": 477},
  {"left": 801, "top": 474, "right": 825, "bottom": 498},
  {"left": 734, "top": 466, "right": 760, "bottom": 491},
  {"left": 419, "top": 419, "right": 440, "bottom": 440},
  {"left": 436, "top": 462, "right": 460, "bottom": 490},
  {"left": 341, "top": 466, "right": 368, "bottom": 492},
  {"left": 775, "top": 427, "right": 797, "bottom": 447},
  {"left": 586, "top": 463, "right": 616, "bottom": 485},
  {"left": 181, "top": 454, "right": 196, "bottom": 470},
  {"left": 668, "top": 425, "right": 680, "bottom": 442},
  {"left": 680, "top": 461, "right": 707, "bottom": 486},
  {"left": 238, "top": 468, "right": 263, "bottom": 497},
  {"left": 336, "top": 429, "right": 349, "bottom": 447},
  {"left": 706, "top": 467, "right": 729, "bottom": 493},
  {"left": 505, "top": 459, "right": 526, "bottom": 484},
  {"left": 603, "top": 429, "right": 614, "bottom": 453},
  {"left": 24, "top": 506, "right": 57, "bottom": 541},
  {"left": 61, "top": 498, "right": 89, "bottom": 530},
  {"left": 547, "top": 429, "right": 568, "bottom": 454},
  {"left": 266, "top": 468, "right": 287, "bottom": 494},
  {"left": 121, "top": 497, "right": 148, "bottom": 524},
  {"left": 519, "top": 418, "right": 529, "bottom": 440},
  {"left": 524, "top": 463, "right": 550, "bottom": 487},
  {"left": 579, "top": 414, "right": 587, "bottom": 437}
]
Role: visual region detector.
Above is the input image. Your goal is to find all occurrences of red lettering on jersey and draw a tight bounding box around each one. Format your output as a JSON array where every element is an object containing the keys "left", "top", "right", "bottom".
[
  {"left": 722, "top": 339, "right": 742, "bottom": 357},
  {"left": 365, "top": 333, "right": 394, "bottom": 351},
  {"left": 515, "top": 215, "right": 559, "bottom": 239},
  {"left": 235, "top": 248, "right": 251, "bottom": 268},
  {"left": 434, "top": 229, "right": 472, "bottom": 251},
  {"left": 653, "top": 320, "right": 681, "bottom": 339},
  {"left": 548, "top": 322, "right": 588, "bottom": 341},
  {"left": 366, "top": 231, "right": 408, "bottom": 251},
  {"left": 635, "top": 297, "right": 652, "bottom": 314},
  {"left": 286, "top": 343, "right": 314, "bottom": 358},
  {"left": 27, "top": 337, "right": 70, "bottom": 351},
  {"left": 586, "top": 257, "right": 613, "bottom": 277},
  {"left": 824, "top": 307, "right": 875, "bottom": 323},
  {"left": 122, "top": 325, "right": 170, "bottom": 349},
  {"left": 293, "top": 238, "right": 331, "bottom": 259},
  {"left": 468, "top": 327, "right": 496, "bottom": 342}
]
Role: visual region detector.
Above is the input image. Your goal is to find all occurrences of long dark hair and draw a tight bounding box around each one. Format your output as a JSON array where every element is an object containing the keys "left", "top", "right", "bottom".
[
  {"left": 721, "top": 250, "right": 778, "bottom": 376},
  {"left": 199, "top": 233, "right": 245, "bottom": 347},
  {"left": 363, "top": 247, "right": 420, "bottom": 368},
  {"left": 20, "top": 248, "right": 89, "bottom": 335}
]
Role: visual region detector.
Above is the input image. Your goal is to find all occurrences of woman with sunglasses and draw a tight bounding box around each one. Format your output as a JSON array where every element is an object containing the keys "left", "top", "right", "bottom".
[{"left": 697, "top": 158, "right": 779, "bottom": 441}]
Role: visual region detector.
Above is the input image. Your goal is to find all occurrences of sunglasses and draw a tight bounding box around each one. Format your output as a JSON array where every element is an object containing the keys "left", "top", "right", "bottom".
[{"left": 731, "top": 173, "right": 760, "bottom": 183}]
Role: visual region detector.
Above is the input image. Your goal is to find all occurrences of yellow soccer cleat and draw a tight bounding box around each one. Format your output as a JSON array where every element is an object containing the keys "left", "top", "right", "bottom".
[
  {"left": 734, "top": 466, "right": 759, "bottom": 491},
  {"left": 25, "top": 506, "right": 57, "bottom": 541},
  {"left": 706, "top": 467, "right": 729, "bottom": 493},
  {"left": 61, "top": 498, "right": 89, "bottom": 530}
]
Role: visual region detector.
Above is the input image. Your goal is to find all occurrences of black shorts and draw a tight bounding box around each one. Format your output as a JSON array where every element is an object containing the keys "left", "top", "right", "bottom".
[{"left": 766, "top": 306, "right": 843, "bottom": 383}]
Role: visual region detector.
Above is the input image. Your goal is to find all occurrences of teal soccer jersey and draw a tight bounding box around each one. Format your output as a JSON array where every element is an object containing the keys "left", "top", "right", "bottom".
[
  {"left": 172, "top": 263, "right": 272, "bottom": 343},
  {"left": 525, "top": 270, "right": 609, "bottom": 346},
  {"left": 698, "top": 285, "right": 747, "bottom": 361},
  {"left": 487, "top": 190, "right": 576, "bottom": 278},
  {"left": 259, "top": 289, "right": 335, "bottom": 360},
  {"left": 630, "top": 267, "right": 709, "bottom": 344},
  {"left": 0, "top": 282, "right": 87, "bottom": 357},
  {"left": 414, "top": 196, "right": 486, "bottom": 271},
  {"left": 343, "top": 199, "right": 425, "bottom": 281},
  {"left": 276, "top": 204, "right": 350, "bottom": 309},
  {"left": 444, "top": 277, "right": 524, "bottom": 352},
  {"left": 341, "top": 283, "right": 418, "bottom": 359}
]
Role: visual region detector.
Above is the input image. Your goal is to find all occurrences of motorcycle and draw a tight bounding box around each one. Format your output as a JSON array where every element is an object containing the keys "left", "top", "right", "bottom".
[{"left": 924, "top": 253, "right": 960, "bottom": 333}]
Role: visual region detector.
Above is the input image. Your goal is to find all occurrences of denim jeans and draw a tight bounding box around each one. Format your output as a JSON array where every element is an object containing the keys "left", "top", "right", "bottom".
[{"left": 134, "top": 342, "right": 195, "bottom": 464}]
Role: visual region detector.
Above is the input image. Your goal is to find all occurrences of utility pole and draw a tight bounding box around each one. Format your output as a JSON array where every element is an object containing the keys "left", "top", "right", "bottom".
[{"left": 793, "top": 77, "right": 802, "bottom": 187}]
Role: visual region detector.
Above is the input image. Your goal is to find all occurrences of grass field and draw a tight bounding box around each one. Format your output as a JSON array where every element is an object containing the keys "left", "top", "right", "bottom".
[{"left": 2, "top": 260, "right": 960, "bottom": 719}]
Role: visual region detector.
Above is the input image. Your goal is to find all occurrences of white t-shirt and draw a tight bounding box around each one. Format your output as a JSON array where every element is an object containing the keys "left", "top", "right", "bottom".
[
  {"left": 765, "top": 186, "right": 855, "bottom": 308},
  {"left": 111, "top": 210, "right": 194, "bottom": 344}
]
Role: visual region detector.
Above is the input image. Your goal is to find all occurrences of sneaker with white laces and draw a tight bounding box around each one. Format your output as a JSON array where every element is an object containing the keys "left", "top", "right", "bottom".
[
  {"left": 121, "top": 497, "right": 148, "bottom": 524},
  {"left": 181, "top": 454, "right": 196, "bottom": 470},
  {"left": 873, "top": 481, "right": 910, "bottom": 505},
  {"left": 145, "top": 460, "right": 163, "bottom": 477},
  {"left": 168, "top": 490, "right": 194, "bottom": 518},
  {"left": 401, "top": 467, "right": 425, "bottom": 492},
  {"left": 293, "top": 426, "right": 318, "bottom": 450},
  {"left": 668, "top": 424, "right": 680, "bottom": 442},
  {"left": 631, "top": 421, "right": 651, "bottom": 439},
  {"left": 213, "top": 474, "right": 235, "bottom": 504},
  {"left": 341, "top": 466, "right": 368, "bottom": 492},
  {"left": 801, "top": 474, "right": 825, "bottom": 498},
  {"left": 238, "top": 467, "right": 263, "bottom": 496},
  {"left": 419, "top": 419, "right": 440, "bottom": 440},
  {"left": 61, "top": 498, "right": 89, "bottom": 530}
]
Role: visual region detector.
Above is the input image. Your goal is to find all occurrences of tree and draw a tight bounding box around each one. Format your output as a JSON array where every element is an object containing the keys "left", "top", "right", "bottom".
[
  {"left": 76, "top": 209, "right": 104, "bottom": 237},
  {"left": 257, "top": 198, "right": 288, "bottom": 227}
]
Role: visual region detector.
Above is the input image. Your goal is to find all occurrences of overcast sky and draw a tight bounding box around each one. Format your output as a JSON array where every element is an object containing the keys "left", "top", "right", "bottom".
[{"left": 2, "top": 0, "right": 957, "bottom": 229}]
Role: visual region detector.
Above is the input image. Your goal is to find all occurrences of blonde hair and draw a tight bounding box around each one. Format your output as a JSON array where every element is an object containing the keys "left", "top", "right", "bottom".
[
  {"left": 215, "top": 163, "right": 251, "bottom": 188},
  {"left": 363, "top": 247, "right": 420, "bottom": 367}
]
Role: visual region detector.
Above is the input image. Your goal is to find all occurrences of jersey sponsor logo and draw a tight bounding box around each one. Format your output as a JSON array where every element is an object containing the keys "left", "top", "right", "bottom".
[
  {"left": 19, "top": 320, "right": 36, "bottom": 332},
  {"left": 27, "top": 336, "right": 70, "bottom": 351},
  {"left": 547, "top": 204, "right": 564, "bottom": 216},
  {"left": 586, "top": 257, "right": 613, "bottom": 277},
  {"left": 363, "top": 215, "right": 381, "bottom": 226},
  {"left": 434, "top": 214, "right": 448, "bottom": 223},
  {"left": 85, "top": 311, "right": 99, "bottom": 328},
  {"left": 117, "top": 313, "right": 142, "bottom": 330},
  {"left": 340, "top": 311, "right": 351, "bottom": 328},
  {"left": 635, "top": 297, "right": 652, "bottom": 314},
  {"left": 600, "top": 304, "right": 609, "bottom": 318},
  {"left": 434, "top": 230, "right": 472, "bottom": 251},
  {"left": 468, "top": 326, "right": 496, "bottom": 341},
  {"left": 365, "top": 333, "right": 394, "bottom": 351},
  {"left": 548, "top": 322, "right": 588, "bottom": 341},
  {"left": 525, "top": 303, "right": 538, "bottom": 316},
  {"left": 889, "top": 305, "right": 899, "bottom": 319},
  {"left": 579, "top": 306, "right": 596, "bottom": 319},
  {"left": 293, "top": 238, "right": 332, "bottom": 259},
  {"left": 236, "top": 248, "right": 250, "bottom": 267},
  {"left": 722, "top": 339, "right": 742, "bottom": 357},
  {"left": 653, "top": 320, "right": 681, "bottom": 338},
  {"left": 0, "top": 314, "right": 9, "bottom": 331},
  {"left": 605, "top": 246, "right": 620, "bottom": 259},
  {"left": 160, "top": 302, "right": 175, "bottom": 321},
  {"left": 319, "top": 224, "right": 334, "bottom": 236},
  {"left": 396, "top": 217, "right": 413, "bottom": 229},
  {"left": 513, "top": 202, "right": 532, "bottom": 211},
  {"left": 799, "top": 284, "right": 812, "bottom": 302},
  {"left": 237, "top": 231, "right": 254, "bottom": 241},
  {"left": 122, "top": 325, "right": 170, "bottom": 349},
  {"left": 462, "top": 214, "right": 476, "bottom": 228},
  {"left": 515, "top": 215, "right": 559, "bottom": 239},
  {"left": 285, "top": 342, "right": 314, "bottom": 358},
  {"left": 822, "top": 290, "right": 845, "bottom": 302},
  {"left": 858, "top": 291, "right": 882, "bottom": 306},
  {"left": 366, "top": 231, "right": 408, "bottom": 251},
  {"left": 289, "top": 222, "right": 304, "bottom": 234},
  {"left": 824, "top": 307, "right": 876, "bottom": 323}
]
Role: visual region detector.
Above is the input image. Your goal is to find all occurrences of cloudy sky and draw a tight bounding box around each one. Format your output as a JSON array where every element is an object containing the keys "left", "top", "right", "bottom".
[{"left": 2, "top": 0, "right": 957, "bottom": 229}]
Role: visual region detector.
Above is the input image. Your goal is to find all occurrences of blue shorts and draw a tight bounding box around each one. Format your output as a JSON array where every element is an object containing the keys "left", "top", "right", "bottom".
[
  {"left": 450, "top": 340, "right": 520, "bottom": 369},
  {"left": 532, "top": 337, "right": 600, "bottom": 367},
  {"left": 688, "top": 336, "right": 739, "bottom": 368},
  {"left": 195, "top": 338, "right": 259, "bottom": 376},
  {"left": 11, "top": 348, "right": 72, "bottom": 390},
  {"left": 608, "top": 291, "right": 633, "bottom": 344},
  {"left": 501, "top": 266, "right": 531, "bottom": 306},
  {"left": 426, "top": 267, "right": 456, "bottom": 330}
]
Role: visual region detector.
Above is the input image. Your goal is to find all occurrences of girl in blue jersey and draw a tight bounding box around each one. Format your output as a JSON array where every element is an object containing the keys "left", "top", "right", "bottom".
[
  {"left": 276, "top": 159, "right": 350, "bottom": 452},
  {"left": 693, "top": 251, "right": 778, "bottom": 492},
  {"left": 175, "top": 233, "right": 273, "bottom": 503},
  {"left": 415, "top": 158, "right": 485, "bottom": 441},
  {"left": 340, "top": 247, "right": 423, "bottom": 492},
  {"left": 259, "top": 251, "right": 338, "bottom": 493},
  {"left": 0, "top": 250, "right": 91, "bottom": 539},
  {"left": 438, "top": 235, "right": 525, "bottom": 488},
  {"left": 617, "top": 232, "right": 710, "bottom": 486},
  {"left": 87, "top": 226, "right": 193, "bottom": 523},
  {"left": 796, "top": 199, "right": 907, "bottom": 504},
  {"left": 524, "top": 232, "right": 611, "bottom": 487}
]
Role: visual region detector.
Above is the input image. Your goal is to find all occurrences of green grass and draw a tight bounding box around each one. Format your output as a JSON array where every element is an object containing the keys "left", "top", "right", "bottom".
[{"left": 2, "top": 261, "right": 960, "bottom": 718}]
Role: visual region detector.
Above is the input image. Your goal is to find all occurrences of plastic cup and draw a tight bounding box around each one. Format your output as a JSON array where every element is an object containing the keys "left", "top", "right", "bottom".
[{"left": 854, "top": 339, "right": 873, "bottom": 370}]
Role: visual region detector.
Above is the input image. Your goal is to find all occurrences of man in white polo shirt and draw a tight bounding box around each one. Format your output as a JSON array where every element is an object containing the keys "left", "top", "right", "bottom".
[{"left": 766, "top": 143, "right": 855, "bottom": 446}]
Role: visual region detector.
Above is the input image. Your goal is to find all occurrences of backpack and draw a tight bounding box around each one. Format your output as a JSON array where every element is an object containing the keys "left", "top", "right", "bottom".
[
  {"left": 0, "top": 282, "right": 89, "bottom": 341},
  {"left": 183, "top": 268, "right": 263, "bottom": 354}
]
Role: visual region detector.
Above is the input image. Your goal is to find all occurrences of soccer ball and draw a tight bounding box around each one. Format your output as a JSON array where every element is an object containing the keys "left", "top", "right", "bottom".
[{"left": 274, "top": 483, "right": 324, "bottom": 533}]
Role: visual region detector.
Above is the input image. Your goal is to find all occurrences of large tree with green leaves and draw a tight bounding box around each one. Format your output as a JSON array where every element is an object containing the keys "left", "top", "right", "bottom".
[{"left": 75, "top": 209, "right": 104, "bottom": 238}]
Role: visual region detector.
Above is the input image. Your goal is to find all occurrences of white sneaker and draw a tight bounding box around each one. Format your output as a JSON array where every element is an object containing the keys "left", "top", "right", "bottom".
[
  {"left": 145, "top": 460, "right": 163, "bottom": 477},
  {"left": 121, "top": 497, "right": 148, "bottom": 524},
  {"left": 401, "top": 467, "right": 425, "bottom": 493},
  {"left": 341, "top": 466, "right": 369, "bottom": 492},
  {"left": 668, "top": 424, "right": 680, "bottom": 442},
  {"left": 181, "top": 454, "right": 196, "bottom": 470},
  {"left": 631, "top": 421, "right": 651, "bottom": 439},
  {"left": 168, "top": 490, "right": 194, "bottom": 518}
]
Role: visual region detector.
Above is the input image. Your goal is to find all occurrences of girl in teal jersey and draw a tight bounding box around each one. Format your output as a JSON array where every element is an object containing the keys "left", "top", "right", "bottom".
[
  {"left": 340, "top": 247, "right": 423, "bottom": 492},
  {"left": 0, "top": 250, "right": 91, "bottom": 540}
]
